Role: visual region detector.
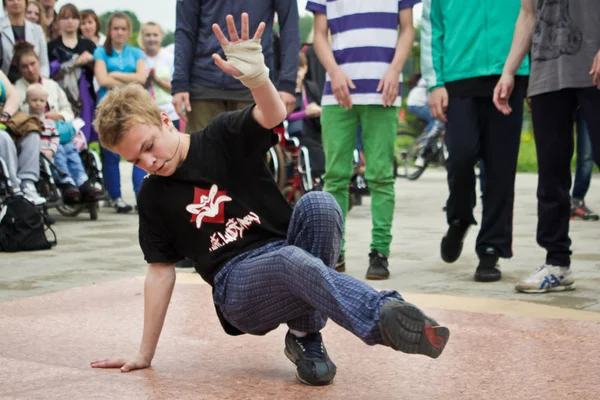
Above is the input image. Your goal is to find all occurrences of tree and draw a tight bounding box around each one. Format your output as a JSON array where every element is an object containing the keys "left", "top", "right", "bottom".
[{"left": 162, "top": 31, "right": 175, "bottom": 47}]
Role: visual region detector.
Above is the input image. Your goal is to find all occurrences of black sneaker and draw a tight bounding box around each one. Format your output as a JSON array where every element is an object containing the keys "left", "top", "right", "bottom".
[
  {"left": 335, "top": 254, "right": 346, "bottom": 272},
  {"left": 441, "top": 220, "right": 471, "bottom": 263},
  {"left": 366, "top": 250, "right": 389, "bottom": 280},
  {"left": 474, "top": 247, "right": 501, "bottom": 282},
  {"left": 378, "top": 300, "right": 449, "bottom": 359},
  {"left": 284, "top": 331, "right": 337, "bottom": 386}
]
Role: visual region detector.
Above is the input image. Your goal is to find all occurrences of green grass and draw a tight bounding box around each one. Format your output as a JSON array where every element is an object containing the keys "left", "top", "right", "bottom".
[{"left": 517, "top": 131, "right": 538, "bottom": 173}]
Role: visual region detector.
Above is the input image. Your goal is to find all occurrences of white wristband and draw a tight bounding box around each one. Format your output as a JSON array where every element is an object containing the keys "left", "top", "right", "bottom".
[{"left": 222, "top": 39, "right": 270, "bottom": 89}]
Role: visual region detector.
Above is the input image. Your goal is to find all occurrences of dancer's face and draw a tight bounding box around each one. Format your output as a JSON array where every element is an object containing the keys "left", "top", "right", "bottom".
[{"left": 114, "top": 113, "right": 183, "bottom": 177}]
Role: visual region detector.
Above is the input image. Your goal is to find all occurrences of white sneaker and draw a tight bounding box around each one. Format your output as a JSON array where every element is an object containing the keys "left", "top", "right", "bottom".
[
  {"left": 515, "top": 265, "right": 575, "bottom": 293},
  {"left": 114, "top": 197, "right": 133, "bottom": 214},
  {"left": 21, "top": 181, "right": 47, "bottom": 206}
]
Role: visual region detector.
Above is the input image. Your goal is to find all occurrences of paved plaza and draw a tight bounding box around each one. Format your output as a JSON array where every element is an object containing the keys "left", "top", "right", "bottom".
[{"left": 1, "top": 166, "right": 599, "bottom": 399}]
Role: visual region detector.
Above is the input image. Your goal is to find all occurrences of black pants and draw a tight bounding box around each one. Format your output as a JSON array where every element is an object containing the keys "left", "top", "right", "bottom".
[
  {"left": 530, "top": 87, "right": 600, "bottom": 267},
  {"left": 445, "top": 87, "right": 525, "bottom": 258}
]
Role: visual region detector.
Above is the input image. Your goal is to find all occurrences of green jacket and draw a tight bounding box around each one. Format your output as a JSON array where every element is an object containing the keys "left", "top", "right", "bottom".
[{"left": 420, "top": 0, "right": 529, "bottom": 91}]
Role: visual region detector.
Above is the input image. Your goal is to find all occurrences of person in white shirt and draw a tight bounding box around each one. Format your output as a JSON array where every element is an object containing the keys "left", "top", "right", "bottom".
[
  {"left": 138, "top": 22, "right": 180, "bottom": 131},
  {"left": 406, "top": 74, "right": 442, "bottom": 136}
]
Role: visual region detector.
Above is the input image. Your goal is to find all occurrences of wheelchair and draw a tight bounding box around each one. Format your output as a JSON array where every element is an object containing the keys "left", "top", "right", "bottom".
[{"left": 37, "top": 148, "right": 108, "bottom": 220}]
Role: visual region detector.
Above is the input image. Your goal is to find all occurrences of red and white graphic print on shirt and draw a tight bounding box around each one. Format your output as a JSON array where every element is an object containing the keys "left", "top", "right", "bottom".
[{"left": 185, "top": 184, "right": 232, "bottom": 229}]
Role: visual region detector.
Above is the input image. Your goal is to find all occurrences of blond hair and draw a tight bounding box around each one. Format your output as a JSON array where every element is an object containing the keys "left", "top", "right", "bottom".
[
  {"left": 93, "top": 84, "right": 162, "bottom": 149},
  {"left": 26, "top": 83, "right": 48, "bottom": 100},
  {"left": 138, "top": 21, "right": 163, "bottom": 51}
]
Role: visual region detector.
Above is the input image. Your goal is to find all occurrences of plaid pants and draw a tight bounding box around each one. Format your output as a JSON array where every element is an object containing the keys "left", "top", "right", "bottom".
[{"left": 213, "top": 192, "right": 403, "bottom": 345}]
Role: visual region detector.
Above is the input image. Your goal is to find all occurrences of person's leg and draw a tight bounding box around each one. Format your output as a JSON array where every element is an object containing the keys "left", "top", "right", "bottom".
[
  {"left": 0, "top": 130, "right": 21, "bottom": 189},
  {"left": 441, "top": 96, "right": 481, "bottom": 263},
  {"left": 474, "top": 90, "right": 524, "bottom": 281},
  {"left": 408, "top": 104, "right": 435, "bottom": 132},
  {"left": 172, "top": 119, "right": 180, "bottom": 131},
  {"left": 63, "top": 142, "right": 89, "bottom": 187},
  {"left": 572, "top": 108, "right": 593, "bottom": 201},
  {"left": 53, "top": 145, "right": 76, "bottom": 186},
  {"left": 15, "top": 133, "right": 46, "bottom": 205},
  {"left": 515, "top": 90, "right": 577, "bottom": 294},
  {"left": 283, "top": 191, "right": 342, "bottom": 333},
  {"left": 100, "top": 146, "right": 122, "bottom": 200},
  {"left": 359, "top": 105, "right": 398, "bottom": 279},
  {"left": 16, "top": 133, "right": 41, "bottom": 184},
  {"left": 532, "top": 91, "right": 576, "bottom": 266},
  {"left": 578, "top": 87, "right": 600, "bottom": 169},
  {"left": 228, "top": 100, "right": 255, "bottom": 112},
  {"left": 132, "top": 165, "right": 146, "bottom": 198},
  {"left": 321, "top": 105, "right": 359, "bottom": 260},
  {"left": 186, "top": 100, "right": 227, "bottom": 132}
]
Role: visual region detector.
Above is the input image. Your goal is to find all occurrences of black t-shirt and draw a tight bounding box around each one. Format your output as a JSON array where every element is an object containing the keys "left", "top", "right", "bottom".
[
  {"left": 8, "top": 25, "right": 26, "bottom": 83},
  {"left": 137, "top": 106, "right": 292, "bottom": 284},
  {"left": 47, "top": 36, "right": 97, "bottom": 101}
]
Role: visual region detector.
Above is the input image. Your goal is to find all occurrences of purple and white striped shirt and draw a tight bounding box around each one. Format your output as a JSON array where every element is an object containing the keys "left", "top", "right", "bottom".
[{"left": 306, "top": 0, "right": 420, "bottom": 106}]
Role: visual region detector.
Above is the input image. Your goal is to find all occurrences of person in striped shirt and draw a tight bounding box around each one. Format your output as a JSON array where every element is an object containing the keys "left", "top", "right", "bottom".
[{"left": 307, "top": 0, "right": 420, "bottom": 280}]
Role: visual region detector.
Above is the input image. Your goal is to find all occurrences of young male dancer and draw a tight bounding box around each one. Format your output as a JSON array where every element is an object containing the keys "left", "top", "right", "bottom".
[{"left": 90, "top": 14, "right": 449, "bottom": 386}]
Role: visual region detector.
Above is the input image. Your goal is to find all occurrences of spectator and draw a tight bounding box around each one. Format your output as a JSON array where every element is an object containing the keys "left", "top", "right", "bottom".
[
  {"left": 24, "top": 83, "right": 58, "bottom": 161},
  {"left": 40, "top": 0, "right": 57, "bottom": 40},
  {"left": 93, "top": 12, "right": 146, "bottom": 213},
  {"left": 1, "top": 0, "right": 49, "bottom": 82},
  {"left": 25, "top": 0, "right": 48, "bottom": 42},
  {"left": 0, "top": 68, "right": 45, "bottom": 205},
  {"left": 494, "top": 0, "right": 600, "bottom": 293},
  {"left": 79, "top": 9, "right": 104, "bottom": 46},
  {"left": 406, "top": 74, "right": 442, "bottom": 137},
  {"left": 308, "top": 0, "right": 418, "bottom": 279},
  {"left": 15, "top": 43, "right": 102, "bottom": 203},
  {"left": 571, "top": 108, "right": 597, "bottom": 221},
  {"left": 47, "top": 3, "right": 97, "bottom": 142},
  {"left": 172, "top": 0, "right": 300, "bottom": 131},
  {"left": 421, "top": 0, "right": 528, "bottom": 282},
  {"left": 138, "top": 22, "right": 179, "bottom": 131}
]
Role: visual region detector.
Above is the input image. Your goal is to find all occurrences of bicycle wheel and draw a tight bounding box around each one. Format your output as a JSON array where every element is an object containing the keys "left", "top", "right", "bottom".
[{"left": 395, "top": 133, "right": 426, "bottom": 180}]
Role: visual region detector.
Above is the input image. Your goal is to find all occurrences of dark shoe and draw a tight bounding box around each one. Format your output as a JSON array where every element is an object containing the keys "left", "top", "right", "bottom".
[
  {"left": 441, "top": 220, "right": 471, "bottom": 263},
  {"left": 79, "top": 180, "right": 103, "bottom": 201},
  {"left": 366, "top": 250, "right": 389, "bottom": 280},
  {"left": 474, "top": 247, "right": 501, "bottom": 282},
  {"left": 176, "top": 258, "right": 195, "bottom": 268},
  {"left": 284, "top": 331, "right": 337, "bottom": 386},
  {"left": 571, "top": 199, "right": 599, "bottom": 221},
  {"left": 335, "top": 254, "right": 346, "bottom": 272},
  {"left": 59, "top": 183, "right": 81, "bottom": 203},
  {"left": 378, "top": 300, "right": 449, "bottom": 359}
]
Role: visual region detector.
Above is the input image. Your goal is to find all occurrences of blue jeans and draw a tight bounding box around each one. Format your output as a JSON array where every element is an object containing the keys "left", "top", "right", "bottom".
[
  {"left": 408, "top": 104, "right": 436, "bottom": 133},
  {"left": 213, "top": 192, "right": 403, "bottom": 344},
  {"left": 54, "top": 142, "right": 88, "bottom": 187},
  {"left": 572, "top": 108, "right": 593, "bottom": 200}
]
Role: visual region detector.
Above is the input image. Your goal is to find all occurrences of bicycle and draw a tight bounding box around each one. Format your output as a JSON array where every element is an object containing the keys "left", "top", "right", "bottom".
[{"left": 395, "top": 125, "right": 447, "bottom": 181}]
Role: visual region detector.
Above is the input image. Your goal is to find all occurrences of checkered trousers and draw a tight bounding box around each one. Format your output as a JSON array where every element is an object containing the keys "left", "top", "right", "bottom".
[{"left": 212, "top": 192, "right": 403, "bottom": 345}]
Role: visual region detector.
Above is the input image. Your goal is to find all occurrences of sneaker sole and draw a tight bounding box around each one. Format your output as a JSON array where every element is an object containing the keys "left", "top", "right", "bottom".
[
  {"left": 283, "top": 348, "right": 335, "bottom": 386},
  {"left": 335, "top": 265, "right": 346, "bottom": 272},
  {"left": 440, "top": 227, "right": 470, "bottom": 264},
  {"left": 366, "top": 274, "right": 389, "bottom": 280},
  {"left": 516, "top": 282, "right": 576, "bottom": 294},
  {"left": 379, "top": 302, "right": 449, "bottom": 359}
]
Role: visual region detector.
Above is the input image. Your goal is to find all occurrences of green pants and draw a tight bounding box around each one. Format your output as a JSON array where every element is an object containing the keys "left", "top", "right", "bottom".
[{"left": 321, "top": 105, "right": 398, "bottom": 257}]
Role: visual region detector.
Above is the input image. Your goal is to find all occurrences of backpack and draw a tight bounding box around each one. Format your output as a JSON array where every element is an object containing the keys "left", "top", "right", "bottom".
[{"left": 0, "top": 195, "right": 57, "bottom": 252}]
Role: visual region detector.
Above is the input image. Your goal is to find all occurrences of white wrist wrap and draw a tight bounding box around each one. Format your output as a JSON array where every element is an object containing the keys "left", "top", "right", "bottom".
[{"left": 222, "top": 39, "right": 270, "bottom": 89}]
